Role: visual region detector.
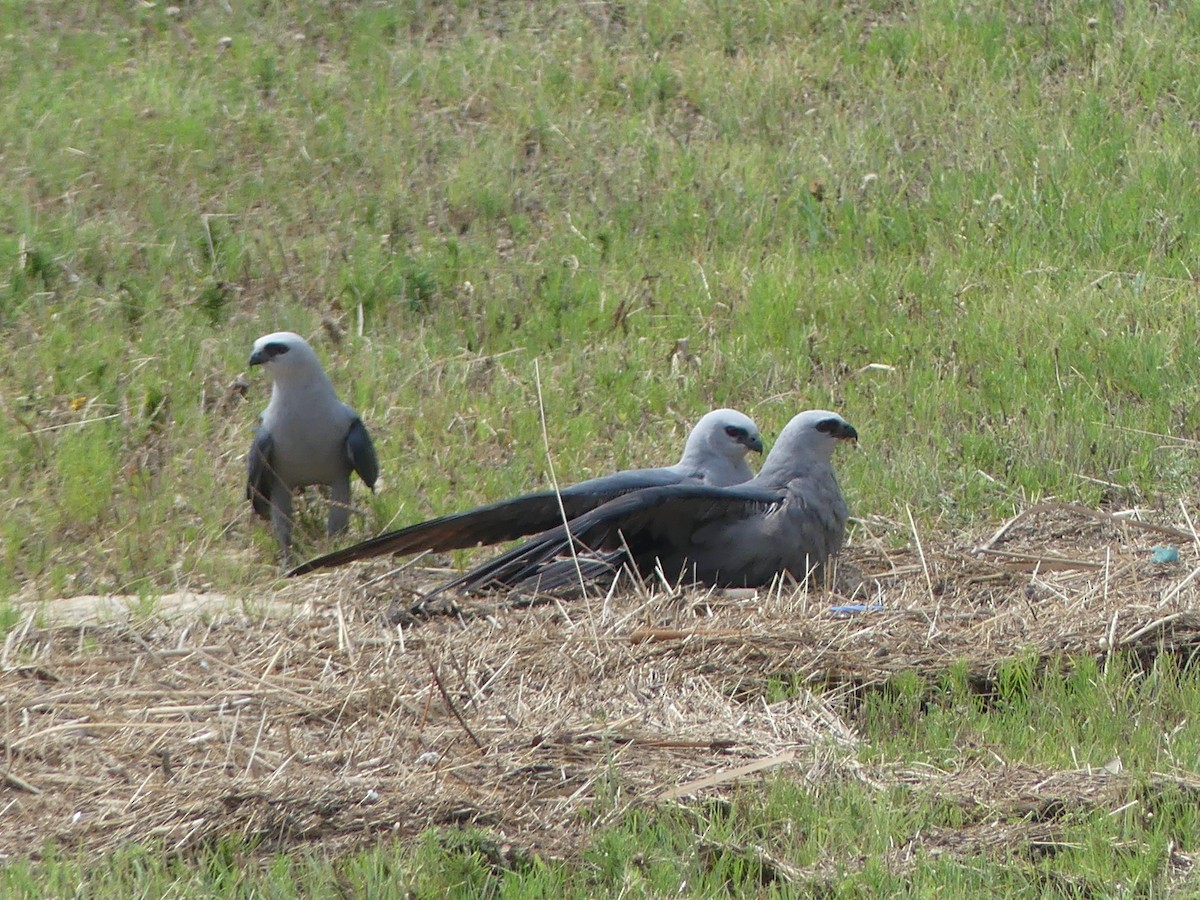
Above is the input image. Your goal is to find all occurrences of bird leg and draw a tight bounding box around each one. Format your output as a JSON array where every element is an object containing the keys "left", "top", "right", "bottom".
[
  {"left": 269, "top": 483, "right": 295, "bottom": 552},
  {"left": 327, "top": 475, "right": 353, "bottom": 535}
]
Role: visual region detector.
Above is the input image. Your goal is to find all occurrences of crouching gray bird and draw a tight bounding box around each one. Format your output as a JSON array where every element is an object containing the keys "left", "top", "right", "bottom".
[
  {"left": 245, "top": 331, "right": 379, "bottom": 554},
  {"left": 432, "top": 409, "right": 856, "bottom": 596},
  {"left": 287, "top": 408, "right": 763, "bottom": 576}
]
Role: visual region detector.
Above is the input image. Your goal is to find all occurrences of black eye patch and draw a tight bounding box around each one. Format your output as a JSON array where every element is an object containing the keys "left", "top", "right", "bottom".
[
  {"left": 815, "top": 419, "right": 841, "bottom": 435},
  {"left": 264, "top": 342, "right": 290, "bottom": 358},
  {"left": 724, "top": 425, "right": 747, "bottom": 439}
]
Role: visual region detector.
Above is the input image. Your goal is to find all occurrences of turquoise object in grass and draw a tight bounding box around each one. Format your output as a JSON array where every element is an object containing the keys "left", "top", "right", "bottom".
[{"left": 1150, "top": 545, "right": 1180, "bottom": 564}]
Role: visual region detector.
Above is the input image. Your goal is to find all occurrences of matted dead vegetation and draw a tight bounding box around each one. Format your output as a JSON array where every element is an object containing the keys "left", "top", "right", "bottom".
[{"left": 5, "top": 503, "right": 1200, "bottom": 876}]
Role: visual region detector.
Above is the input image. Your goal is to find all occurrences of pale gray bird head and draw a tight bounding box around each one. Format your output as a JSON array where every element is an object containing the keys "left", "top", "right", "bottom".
[
  {"left": 680, "top": 408, "right": 764, "bottom": 465},
  {"left": 248, "top": 332, "right": 329, "bottom": 387},
  {"left": 758, "top": 409, "right": 857, "bottom": 480},
  {"left": 776, "top": 409, "right": 857, "bottom": 458}
]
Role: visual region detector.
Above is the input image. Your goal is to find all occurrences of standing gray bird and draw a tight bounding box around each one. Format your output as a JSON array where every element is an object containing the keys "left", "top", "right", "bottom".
[
  {"left": 245, "top": 331, "right": 379, "bottom": 553},
  {"left": 436, "top": 409, "right": 856, "bottom": 596},
  {"left": 288, "top": 408, "right": 763, "bottom": 576}
]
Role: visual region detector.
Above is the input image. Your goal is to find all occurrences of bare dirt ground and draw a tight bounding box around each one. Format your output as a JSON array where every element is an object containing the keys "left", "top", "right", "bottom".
[{"left": 5, "top": 503, "right": 1200, "bottom": 881}]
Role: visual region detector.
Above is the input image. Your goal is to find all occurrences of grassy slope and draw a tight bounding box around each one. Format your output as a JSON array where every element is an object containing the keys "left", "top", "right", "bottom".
[
  {"left": 4, "top": 0, "right": 1200, "bottom": 595},
  {"left": 5, "top": 0, "right": 1200, "bottom": 893}
]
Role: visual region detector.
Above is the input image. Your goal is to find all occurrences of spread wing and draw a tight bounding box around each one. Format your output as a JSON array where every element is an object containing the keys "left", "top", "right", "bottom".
[
  {"left": 287, "top": 467, "right": 690, "bottom": 576},
  {"left": 434, "top": 482, "right": 787, "bottom": 595}
]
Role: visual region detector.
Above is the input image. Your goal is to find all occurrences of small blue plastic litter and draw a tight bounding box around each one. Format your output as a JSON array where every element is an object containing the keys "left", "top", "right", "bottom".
[
  {"left": 1150, "top": 545, "right": 1180, "bottom": 564},
  {"left": 830, "top": 603, "right": 885, "bottom": 616}
]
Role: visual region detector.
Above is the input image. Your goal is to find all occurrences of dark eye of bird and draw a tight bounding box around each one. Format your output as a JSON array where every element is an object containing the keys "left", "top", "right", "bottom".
[
  {"left": 265, "top": 342, "right": 289, "bottom": 357},
  {"left": 724, "top": 426, "right": 746, "bottom": 439},
  {"left": 816, "top": 419, "right": 839, "bottom": 434}
]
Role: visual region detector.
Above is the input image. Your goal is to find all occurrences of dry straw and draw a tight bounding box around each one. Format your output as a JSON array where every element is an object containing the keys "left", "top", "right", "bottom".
[{"left": 4, "top": 503, "right": 1200, "bottom": 867}]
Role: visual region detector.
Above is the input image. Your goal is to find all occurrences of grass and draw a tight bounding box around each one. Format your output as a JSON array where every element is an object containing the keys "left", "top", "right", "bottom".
[
  {"left": 5, "top": 0, "right": 1200, "bottom": 893},
  {"left": 6, "top": 0, "right": 1200, "bottom": 591}
]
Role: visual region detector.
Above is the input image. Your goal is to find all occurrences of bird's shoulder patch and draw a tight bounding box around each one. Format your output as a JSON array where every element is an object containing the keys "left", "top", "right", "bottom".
[{"left": 345, "top": 418, "right": 379, "bottom": 489}]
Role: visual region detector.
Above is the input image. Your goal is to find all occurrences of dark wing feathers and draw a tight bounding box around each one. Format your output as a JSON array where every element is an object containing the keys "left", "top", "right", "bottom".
[
  {"left": 559, "top": 482, "right": 783, "bottom": 553},
  {"left": 511, "top": 551, "right": 625, "bottom": 595},
  {"left": 437, "top": 482, "right": 784, "bottom": 595},
  {"left": 287, "top": 468, "right": 689, "bottom": 577},
  {"left": 246, "top": 427, "right": 276, "bottom": 520},
  {"left": 345, "top": 418, "right": 379, "bottom": 490}
]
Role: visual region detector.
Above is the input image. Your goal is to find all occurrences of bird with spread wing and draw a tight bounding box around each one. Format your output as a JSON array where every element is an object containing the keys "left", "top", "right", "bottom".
[{"left": 430, "top": 409, "right": 856, "bottom": 597}]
